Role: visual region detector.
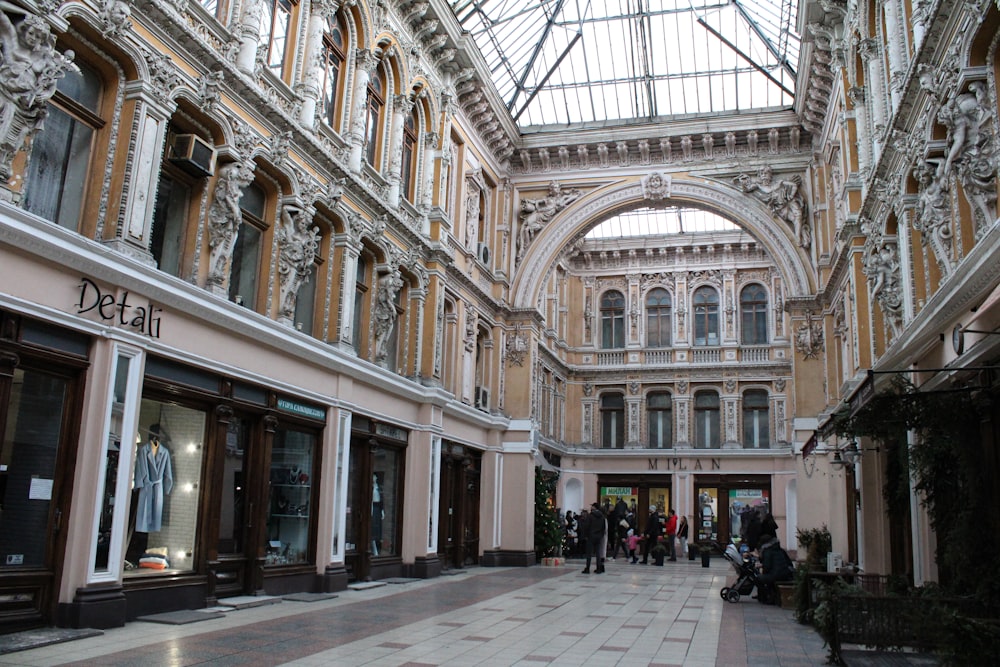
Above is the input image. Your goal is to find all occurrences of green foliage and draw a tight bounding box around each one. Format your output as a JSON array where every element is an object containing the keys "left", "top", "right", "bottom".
[
  {"left": 533, "top": 467, "right": 562, "bottom": 559},
  {"left": 831, "top": 377, "right": 1000, "bottom": 600},
  {"left": 796, "top": 525, "right": 831, "bottom": 570}
]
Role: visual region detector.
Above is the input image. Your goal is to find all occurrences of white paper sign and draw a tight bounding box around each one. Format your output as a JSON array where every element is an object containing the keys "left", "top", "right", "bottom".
[{"left": 29, "top": 478, "right": 54, "bottom": 500}]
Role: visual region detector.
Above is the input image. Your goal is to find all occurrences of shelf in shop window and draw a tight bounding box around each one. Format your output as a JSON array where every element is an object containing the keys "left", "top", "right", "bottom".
[
  {"left": 270, "top": 483, "right": 311, "bottom": 489},
  {"left": 271, "top": 513, "right": 309, "bottom": 518}
]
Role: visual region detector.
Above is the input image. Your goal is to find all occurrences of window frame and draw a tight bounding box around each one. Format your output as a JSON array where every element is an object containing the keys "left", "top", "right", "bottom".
[
  {"left": 600, "top": 290, "right": 626, "bottom": 349},
  {"left": 320, "top": 13, "right": 347, "bottom": 130},
  {"left": 740, "top": 283, "right": 769, "bottom": 345},
  {"left": 741, "top": 389, "right": 770, "bottom": 449},
  {"left": 646, "top": 391, "right": 672, "bottom": 449},
  {"left": 694, "top": 390, "right": 721, "bottom": 449},
  {"left": 645, "top": 287, "right": 672, "bottom": 348},
  {"left": 693, "top": 286, "right": 720, "bottom": 347},
  {"left": 600, "top": 392, "right": 626, "bottom": 449}
]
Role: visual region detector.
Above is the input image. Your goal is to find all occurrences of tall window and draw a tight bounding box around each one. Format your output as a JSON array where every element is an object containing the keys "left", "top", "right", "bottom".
[
  {"left": 646, "top": 288, "right": 672, "bottom": 347},
  {"left": 320, "top": 14, "right": 346, "bottom": 129},
  {"left": 647, "top": 392, "right": 672, "bottom": 448},
  {"left": 150, "top": 171, "right": 192, "bottom": 277},
  {"left": 364, "top": 66, "right": 386, "bottom": 167},
  {"left": 23, "top": 61, "right": 104, "bottom": 232},
  {"left": 229, "top": 183, "right": 266, "bottom": 307},
  {"left": 260, "top": 0, "right": 295, "bottom": 79},
  {"left": 693, "top": 286, "right": 720, "bottom": 346},
  {"left": 353, "top": 255, "right": 369, "bottom": 354},
  {"left": 600, "top": 290, "right": 625, "bottom": 349},
  {"left": 401, "top": 109, "right": 418, "bottom": 202},
  {"left": 600, "top": 393, "right": 625, "bottom": 449},
  {"left": 742, "top": 390, "right": 770, "bottom": 449},
  {"left": 694, "top": 390, "right": 720, "bottom": 449},
  {"left": 740, "top": 284, "right": 769, "bottom": 345}
]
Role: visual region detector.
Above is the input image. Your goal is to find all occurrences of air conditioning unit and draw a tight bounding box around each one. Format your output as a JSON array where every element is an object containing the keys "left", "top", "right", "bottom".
[
  {"left": 477, "top": 242, "right": 490, "bottom": 265},
  {"left": 475, "top": 386, "right": 490, "bottom": 410},
  {"left": 168, "top": 133, "right": 216, "bottom": 177}
]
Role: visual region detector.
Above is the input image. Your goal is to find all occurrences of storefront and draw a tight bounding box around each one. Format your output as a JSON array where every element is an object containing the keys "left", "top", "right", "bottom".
[
  {"left": 693, "top": 476, "right": 771, "bottom": 545},
  {"left": 344, "top": 417, "right": 407, "bottom": 582},
  {"left": 0, "top": 312, "right": 90, "bottom": 632},
  {"left": 436, "top": 442, "right": 481, "bottom": 570}
]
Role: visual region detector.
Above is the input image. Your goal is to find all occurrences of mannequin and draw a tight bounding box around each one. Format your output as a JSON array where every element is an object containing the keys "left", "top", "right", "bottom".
[{"left": 371, "top": 473, "right": 383, "bottom": 556}]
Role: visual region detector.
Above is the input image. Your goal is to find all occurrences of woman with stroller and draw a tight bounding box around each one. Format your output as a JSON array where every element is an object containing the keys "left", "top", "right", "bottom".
[{"left": 756, "top": 532, "right": 794, "bottom": 604}]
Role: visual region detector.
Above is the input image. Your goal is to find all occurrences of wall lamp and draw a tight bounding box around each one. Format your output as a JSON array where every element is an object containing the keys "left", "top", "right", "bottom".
[{"left": 830, "top": 442, "right": 880, "bottom": 468}]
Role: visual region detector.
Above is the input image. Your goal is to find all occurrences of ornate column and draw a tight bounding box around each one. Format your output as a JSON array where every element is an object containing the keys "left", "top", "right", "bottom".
[
  {"left": 848, "top": 87, "right": 872, "bottom": 177},
  {"left": 674, "top": 382, "right": 691, "bottom": 449},
  {"left": 297, "top": 0, "right": 342, "bottom": 129},
  {"left": 386, "top": 93, "right": 414, "bottom": 207},
  {"left": 420, "top": 131, "right": 439, "bottom": 234},
  {"left": 235, "top": 0, "right": 266, "bottom": 74},
  {"left": 581, "top": 385, "right": 596, "bottom": 446},
  {"left": 331, "top": 231, "right": 361, "bottom": 351},
  {"left": 107, "top": 68, "right": 178, "bottom": 264},
  {"left": 626, "top": 380, "right": 642, "bottom": 447},
  {"left": 722, "top": 391, "right": 740, "bottom": 449},
  {"left": 407, "top": 284, "right": 427, "bottom": 379},
  {"left": 859, "top": 39, "right": 886, "bottom": 157},
  {"left": 347, "top": 49, "right": 379, "bottom": 174}
]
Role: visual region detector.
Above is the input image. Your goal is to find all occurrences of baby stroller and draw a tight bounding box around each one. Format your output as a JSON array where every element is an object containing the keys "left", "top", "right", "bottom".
[{"left": 720, "top": 542, "right": 757, "bottom": 603}]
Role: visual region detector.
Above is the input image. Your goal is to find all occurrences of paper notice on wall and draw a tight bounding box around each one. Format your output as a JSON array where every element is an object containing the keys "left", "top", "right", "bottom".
[{"left": 28, "top": 478, "right": 53, "bottom": 500}]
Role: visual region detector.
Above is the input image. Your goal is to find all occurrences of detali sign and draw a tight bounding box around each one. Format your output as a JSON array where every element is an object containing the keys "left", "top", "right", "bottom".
[{"left": 76, "top": 277, "right": 162, "bottom": 338}]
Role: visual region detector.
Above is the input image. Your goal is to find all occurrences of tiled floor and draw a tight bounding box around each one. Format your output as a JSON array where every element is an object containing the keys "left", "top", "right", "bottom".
[{"left": 0, "top": 557, "right": 829, "bottom": 666}]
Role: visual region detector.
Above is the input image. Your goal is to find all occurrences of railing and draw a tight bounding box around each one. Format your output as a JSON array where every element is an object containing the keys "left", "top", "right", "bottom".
[
  {"left": 645, "top": 349, "right": 673, "bottom": 364},
  {"left": 596, "top": 351, "right": 625, "bottom": 365},
  {"left": 691, "top": 348, "right": 721, "bottom": 363},
  {"left": 741, "top": 346, "right": 769, "bottom": 362}
]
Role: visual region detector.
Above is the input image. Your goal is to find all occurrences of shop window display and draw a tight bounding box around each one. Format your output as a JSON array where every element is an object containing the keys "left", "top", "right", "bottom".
[
  {"left": 697, "top": 488, "right": 719, "bottom": 542},
  {"left": 266, "top": 428, "right": 315, "bottom": 565},
  {"left": 372, "top": 447, "right": 400, "bottom": 557},
  {"left": 124, "top": 399, "right": 205, "bottom": 576}
]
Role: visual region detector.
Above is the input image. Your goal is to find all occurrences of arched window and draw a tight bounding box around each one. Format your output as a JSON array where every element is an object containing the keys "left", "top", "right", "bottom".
[
  {"left": 740, "top": 284, "right": 769, "bottom": 345},
  {"left": 646, "top": 288, "right": 672, "bottom": 347},
  {"left": 23, "top": 60, "right": 105, "bottom": 233},
  {"left": 601, "top": 393, "right": 625, "bottom": 449},
  {"left": 693, "top": 286, "right": 720, "bottom": 346},
  {"left": 694, "top": 390, "right": 720, "bottom": 449},
  {"left": 401, "top": 108, "right": 418, "bottom": 202},
  {"left": 600, "top": 290, "right": 626, "bottom": 349},
  {"left": 260, "top": 0, "right": 295, "bottom": 79},
  {"left": 364, "top": 65, "right": 386, "bottom": 167},
  {"left": 320, "top": 13, "right": 347, "bottom": 129},
  {"left": 647, "top": 392, "right": 672, "bottom": 448},
  {"left": 742, "top": 390, "right": 770, "bottom": 449},
  {"left": 230, "top": 183, "right": 267, "bottom": 309}
]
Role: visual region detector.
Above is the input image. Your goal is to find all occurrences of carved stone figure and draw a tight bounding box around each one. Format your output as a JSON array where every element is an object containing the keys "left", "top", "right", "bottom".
[
  {"left": 0, "top": 8, "right": 77, "bottom": 181},
  {"left": 734, "top": 166, "right": 810, "bottom": 249},
  {"left": 517, "top": 181, "right": 582, "bottom": 260},
  {"left": 912, "top": 159, "right": 953, "bottom": 273},
  {"left": 794, "top": 312, "right": 824, "bottom": 360},
  {"left": 642, "top": 172, "right": 670, "bottom": 201},
  {"left": 276, "top": 206, "right": 320, "bottom": 322},
  {"left": 862, "top": 239, "right": 903, "bottom": 335},
  {"left": 206, "top": 162, "right": 256, "bottom": 290},
  {"left": 938, "top": 81, "right": 996, "bottom": 238},
  {"left": 372, "top": 268, "right": 404, "bottom": 365}
]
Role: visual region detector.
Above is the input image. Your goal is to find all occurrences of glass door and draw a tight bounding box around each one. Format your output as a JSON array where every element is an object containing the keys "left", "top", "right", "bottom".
[
  {"left": 214, "top": 414, "right": 254, "bottom": 597},
  {"left": 0, "top": 363, "right": 76, "bottom": 628}
]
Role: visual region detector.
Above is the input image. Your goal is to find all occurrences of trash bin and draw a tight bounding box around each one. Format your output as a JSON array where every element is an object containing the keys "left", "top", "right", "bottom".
[
  {"left": 701, "top": 545, "right": 712, "bottom": 568},
  {"left": 688, "top": 545, "right": 697, "bottom": 561}
]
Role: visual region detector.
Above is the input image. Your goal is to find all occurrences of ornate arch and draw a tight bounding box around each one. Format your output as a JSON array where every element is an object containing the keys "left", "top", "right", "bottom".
[{"left": 511, "top": 178, "right": 814, "bottom": 309}]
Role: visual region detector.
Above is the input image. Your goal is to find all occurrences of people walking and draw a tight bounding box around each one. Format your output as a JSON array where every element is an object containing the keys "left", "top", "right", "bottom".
[
  {"left": 677, "top": 514, "right": 689, "bottom": 558},
  {"left": 641, "top": 504, "right": 662, "bottom": 564},
  {"left": 665, "top": 509, "right": 678, "bottom": 561},
  {"left": 626, "top": 529, "right": 640, "bottom": 563},
  {"left": 582, "top": 503, "right": 606, "bottom": 574}
]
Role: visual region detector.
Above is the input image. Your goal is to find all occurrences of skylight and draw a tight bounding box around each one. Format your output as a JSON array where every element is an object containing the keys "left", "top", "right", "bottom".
[
  {"left": 586, "top": 207, "right": 743, "bottom": 238},
  {"left": 449, "top": 0, "right": 799, "bottom": 130}
]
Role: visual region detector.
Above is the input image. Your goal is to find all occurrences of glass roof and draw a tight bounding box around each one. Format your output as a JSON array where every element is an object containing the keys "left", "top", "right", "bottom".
[
  {"left": 449, "top": 0, "right": 799, "bottom": 130},
  {"left": 586, "top": 207, "right": 744, "bottom": 238}
]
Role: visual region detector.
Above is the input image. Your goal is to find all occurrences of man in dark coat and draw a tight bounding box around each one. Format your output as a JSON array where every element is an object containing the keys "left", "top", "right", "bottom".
[
  {"left": 641, "top": 504, "right": 662, "bottom": 564},
  {"left": 756, "top": 533, "right": 794, "bottom": 604},
  {"left": 582, "top": 502, "right": 606, "bottom": 574}
]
